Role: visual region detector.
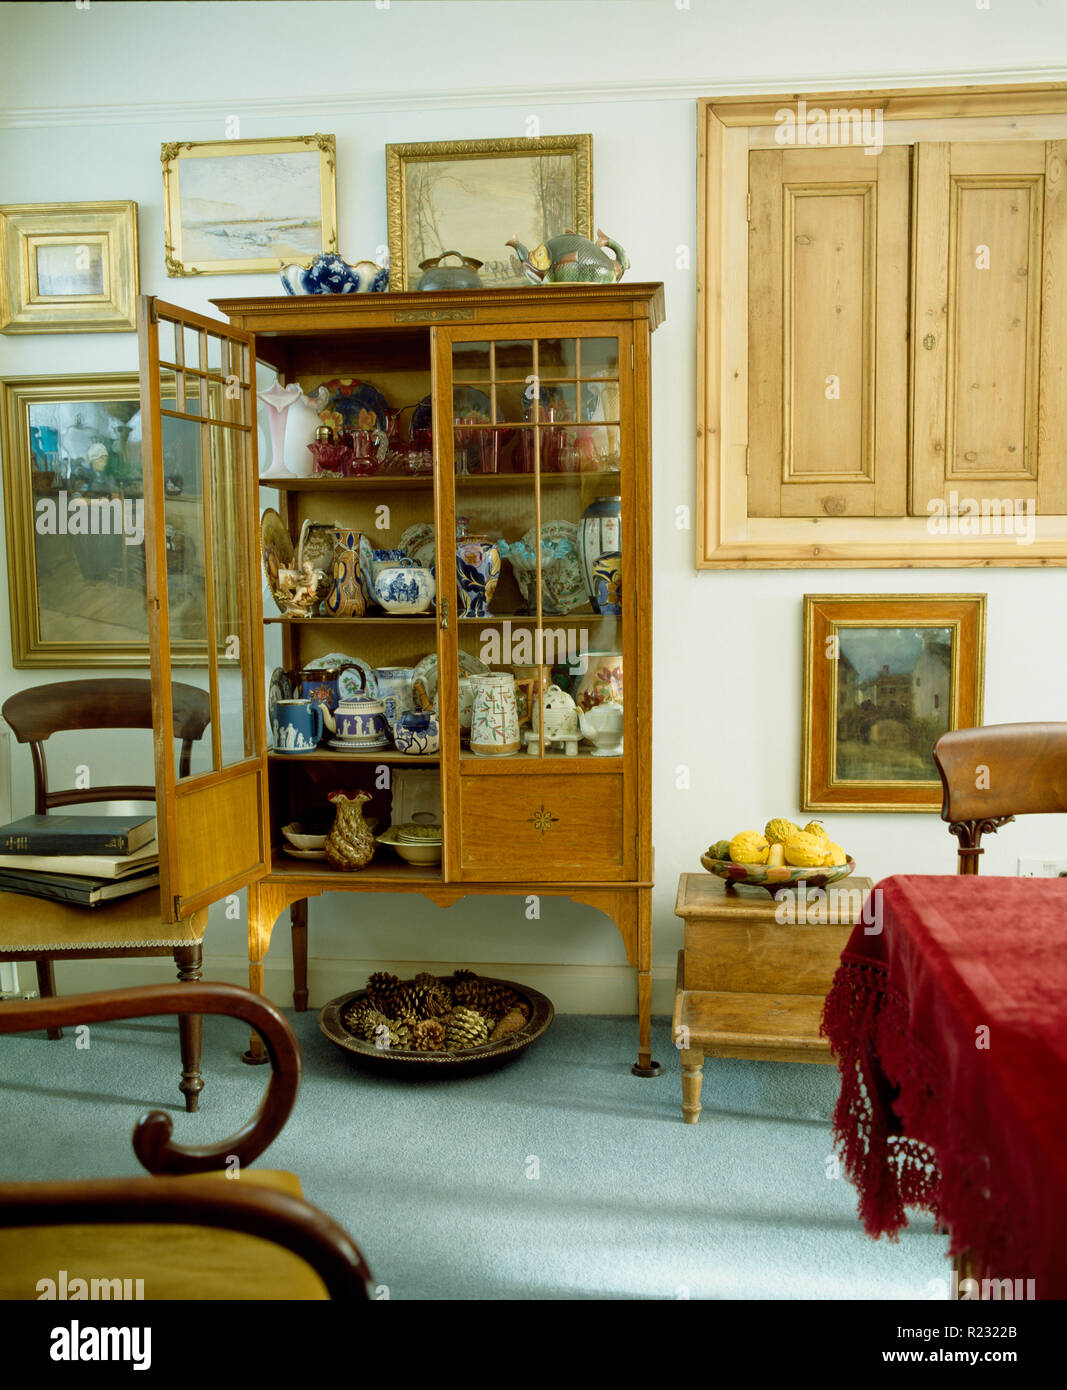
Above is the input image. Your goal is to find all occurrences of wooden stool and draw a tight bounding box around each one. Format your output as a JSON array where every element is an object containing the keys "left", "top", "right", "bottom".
[{"left": 672, "top": 872, "right": 873, "bottom": 1123}]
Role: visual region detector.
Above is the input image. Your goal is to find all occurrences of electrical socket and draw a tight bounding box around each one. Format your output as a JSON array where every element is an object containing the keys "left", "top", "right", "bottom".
[{"left": 1017, "top": 856, "right": 1067, "bottom": 878}]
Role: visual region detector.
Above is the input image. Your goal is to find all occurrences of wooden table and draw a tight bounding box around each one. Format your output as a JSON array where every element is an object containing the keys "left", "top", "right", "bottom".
[{"left": 672, "top": 873, "right": 873, "bottom": 1123}]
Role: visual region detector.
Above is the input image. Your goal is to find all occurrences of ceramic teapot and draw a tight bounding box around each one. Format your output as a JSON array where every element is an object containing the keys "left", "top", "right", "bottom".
[
  {"left": 506, "top": 228, "right": 629, "bottom": 285},
  {"left": 416, "top": 251, "right": 484, "bottom": 291},
  {"left": 280, "top": 253, "right": 389, "bottom": 295}
]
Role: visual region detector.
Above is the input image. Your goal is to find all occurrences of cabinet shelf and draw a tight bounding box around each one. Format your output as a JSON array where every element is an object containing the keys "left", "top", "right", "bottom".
[
  {"left": 268, "top": 750, "right": 439, "bottom": 764},
  {"left": 269, "top": 853, "right": 442, "bottom": 884},
  {"left": 263, "top": 616, "right": 437, "bottom": 625},
  {"left": 260, "top": 470, "right": 620, "bottom": 491}
]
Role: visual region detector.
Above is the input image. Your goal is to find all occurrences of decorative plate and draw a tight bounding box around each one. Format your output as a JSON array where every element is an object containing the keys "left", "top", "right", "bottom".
[
  {"left": 303, "top": 653, "right": 379, "bottom": 699},
  {"left": 267, "top": 667, "right": 292, "bottom": 747},
  {"left": 326, "top": 735, "right": 389, "bottom": 752},
  {"left": 410, "top": 650, "right": 490, "bottom": 711},
  {"left": 503, "top": 520, "right": 587, "bottom": 615},
  {"left": 700, "top": 854, "right": 856, "bottom": 897},
  {"left": 318, "top": 975, "right": 555, "bottom": 1076},
  {"left": 411, "top": 387, "right": 491, "bottom": 436},
  {"left": 399, "top": 522, "right": 435, "bottom": 561},
  {"left": 318, "top": 377, "right": 391, "bottom": 434},
  {"left": 261, "top": 508, "right": 295, "bottom": 612}
]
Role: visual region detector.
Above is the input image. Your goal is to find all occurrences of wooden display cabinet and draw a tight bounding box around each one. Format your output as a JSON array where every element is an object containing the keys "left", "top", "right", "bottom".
[{"left": 136, "top": 284, "right": 665, "bottom": 1074}]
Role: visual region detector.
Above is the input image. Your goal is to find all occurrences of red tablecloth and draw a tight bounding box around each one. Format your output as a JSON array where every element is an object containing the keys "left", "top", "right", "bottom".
[{"left": 822, "top": 874, "right": 1067, "bottom": 1297}]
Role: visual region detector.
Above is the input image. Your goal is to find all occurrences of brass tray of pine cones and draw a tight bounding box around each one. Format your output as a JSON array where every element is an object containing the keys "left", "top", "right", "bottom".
[{"left": 318, "top": 969, "right": 554, "bottom": 1074}]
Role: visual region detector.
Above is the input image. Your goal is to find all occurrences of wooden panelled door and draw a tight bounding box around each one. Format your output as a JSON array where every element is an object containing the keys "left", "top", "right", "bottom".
[
  {"left": 137, "top": 297, "right": 269, "bottom": 922},
  {"left": 747, "top": 146, "right": 910, "bottom": 518},
  {"left": 911, "top": 140, "right": 1067, "bottom": 517}
]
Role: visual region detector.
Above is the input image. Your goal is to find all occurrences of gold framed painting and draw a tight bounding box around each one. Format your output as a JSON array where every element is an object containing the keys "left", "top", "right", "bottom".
[
  {"left": 386, "top": 134, "right": 593, "bottom": 290},
  {"left": 803, "top": 594, "right": 986, "bottom": 812},
  {"left": 1, "top": 374, "right": 237, "bottom": 668},
  {"left": 162, "top": 134, "right": 337, "bottom": 276},
  {"left": 0, "top": 202, "right": 139, "bottom": 333}
]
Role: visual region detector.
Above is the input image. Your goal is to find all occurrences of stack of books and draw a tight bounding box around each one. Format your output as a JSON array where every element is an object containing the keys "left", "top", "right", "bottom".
[{"left": 0, "top": 814, "right": 159, "bottom": 907}]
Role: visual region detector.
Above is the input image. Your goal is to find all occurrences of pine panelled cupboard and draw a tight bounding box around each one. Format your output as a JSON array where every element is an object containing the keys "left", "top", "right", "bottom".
[{"left": 136, "top": 285, "right": 664, "bottom": 1073}]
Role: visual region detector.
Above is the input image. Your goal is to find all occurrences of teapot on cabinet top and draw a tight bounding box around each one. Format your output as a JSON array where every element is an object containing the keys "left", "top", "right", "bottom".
[{"left": 506, "top": 229, "right": 629, "bottom": 285}]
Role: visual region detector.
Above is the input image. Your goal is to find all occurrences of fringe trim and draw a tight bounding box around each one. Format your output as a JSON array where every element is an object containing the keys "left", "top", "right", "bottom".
[{"left": 822, "top": 957, "right": 1022, "bottom": 1276}]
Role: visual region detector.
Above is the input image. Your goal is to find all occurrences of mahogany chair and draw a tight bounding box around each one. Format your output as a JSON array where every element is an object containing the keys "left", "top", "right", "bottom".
[
  {"left": 932, "top": 722, "right": 1067, "bottom": 873},
  {"left": 0, "top": 678, "right": 211, "bottom": 1110},
  {"left": 0, "top": 983, "right": 374, "bottom": 1300}
]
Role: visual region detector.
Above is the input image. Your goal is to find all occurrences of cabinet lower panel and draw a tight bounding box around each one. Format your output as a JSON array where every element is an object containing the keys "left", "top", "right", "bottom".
[{"left": 457, "top": 771, "right": 626, "bottom": 881}]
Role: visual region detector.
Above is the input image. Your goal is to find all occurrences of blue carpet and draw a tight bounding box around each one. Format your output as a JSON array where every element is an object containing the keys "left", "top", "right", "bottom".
[{"left": 0, "top": 1010, "right": 945, "bottom": 1299}]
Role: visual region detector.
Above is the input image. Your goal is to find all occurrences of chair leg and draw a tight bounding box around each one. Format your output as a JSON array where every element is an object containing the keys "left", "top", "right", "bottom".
[
  {"left": 36, "top": 959, "right": 62, "bottom": 1041},
  {"left": 291, "top": 898, "right": 309, "bottom": 1011},
  {"left": 174, "top": 943, "right": 204, "bottom": 1114}
]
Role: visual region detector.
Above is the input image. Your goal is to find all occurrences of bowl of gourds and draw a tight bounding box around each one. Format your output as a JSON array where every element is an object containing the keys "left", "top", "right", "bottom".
[{"left": 701, "top": 818, "right": 854, "bottom": 895}]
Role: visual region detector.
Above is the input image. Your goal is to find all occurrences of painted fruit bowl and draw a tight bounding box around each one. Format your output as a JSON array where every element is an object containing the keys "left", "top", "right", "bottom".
[
  {"left": 318, "top": 975, "right": 554, "bottom": 1076},
  {"left": 700, "top": 854, "right": 856, "bottom": 895}
]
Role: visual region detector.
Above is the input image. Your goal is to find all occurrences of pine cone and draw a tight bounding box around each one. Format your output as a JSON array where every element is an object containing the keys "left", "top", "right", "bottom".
[
  {"left": 411, "top": 1018, "right": 447, "bottom": 1051},
  {"left": 391, "top": 1022, "right": 414, "bottom": 1050},
  {"left": 452, "top": 968, "right": 477, "bottom": 985},
  {"left": 365, "top": 972, "right": 402, "bottom": 1012},
  {"left": 414, "top": 971, "right": 454, "bottom": 1009},
  {"left": 453, "top": 977, "right": 519, "bottom": 1023},
  {"left": 402, "top": 979, "right": 450, "bottom": 1019},
  {"left": 445, "top": 1006, "right": 490, "bottom": 1050},
  {"left": 490, "top": 1005, "right": 530, "bottom": 1041},
  {"left": 343, "top": 1003, "right": 390, "bottom": 1040}
]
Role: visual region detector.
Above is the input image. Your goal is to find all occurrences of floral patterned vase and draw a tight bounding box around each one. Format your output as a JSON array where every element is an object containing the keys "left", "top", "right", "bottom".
[
  {"left": 591, "top": 552, "right": 622, "bottom": 615},
  {"left": 324, "top": 527, "right": 371, "bottom": 617},
  {"left": 455, "top": 534, "right": 501, "bottom": 618},
  {"left": 572, "top": 651, "right": 624, "bottom": 713},
  {"left": 469, "top": 673, "right": 521, "bottom": 756}
]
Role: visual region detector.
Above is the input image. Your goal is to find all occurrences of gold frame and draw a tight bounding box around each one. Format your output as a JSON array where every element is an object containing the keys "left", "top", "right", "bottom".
[
  {"left": 802, "top": 593, "right": 986, "bottom": 812},
  {"left": 1, "top": 372, "right": 236, "bottom": 668},
  {"left": 0, "top": 201, "right": 139, "bottom": 333},
  {"left": 697, "top": 82, "right": 1067, "bottom": 567},
  {"left": 161, "top": 134, "right": 337, "bottom": 277},
  {"left": 386, "top": 134, "right": 593, "bottom": 290}
]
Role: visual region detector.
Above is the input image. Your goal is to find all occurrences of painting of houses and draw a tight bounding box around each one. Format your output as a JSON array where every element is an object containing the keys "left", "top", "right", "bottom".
[{"left": 834, "top": 626, "right": 953, "bottom": 781}]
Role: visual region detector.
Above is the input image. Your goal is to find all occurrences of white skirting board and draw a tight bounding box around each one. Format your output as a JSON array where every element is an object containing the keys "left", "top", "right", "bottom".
[{"left": 49, "top": 956, "right": 676, "bottom": 1016}]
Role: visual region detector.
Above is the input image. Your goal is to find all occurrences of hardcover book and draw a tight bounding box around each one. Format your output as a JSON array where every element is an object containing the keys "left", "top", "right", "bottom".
[{"left": 0, "top": 814, "right": 156, "bottom": 856}]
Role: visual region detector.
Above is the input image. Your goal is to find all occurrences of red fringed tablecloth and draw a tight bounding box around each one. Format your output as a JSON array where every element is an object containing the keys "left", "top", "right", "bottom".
[{"left": 822, "top": 874, "right": 1067, "bottom": 1297}]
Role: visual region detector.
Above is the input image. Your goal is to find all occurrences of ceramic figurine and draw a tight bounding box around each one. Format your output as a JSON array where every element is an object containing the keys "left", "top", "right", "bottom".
[
  {"left": 325, "top": 790, "right": 376, "bottom": 871},
  {"left": 274, "top": 561, "right": 324, "bottom": 617},
  {"left": 578, "top": 496, "right": 622, "bottom": 613},
  {"left": 372, "top": 563, "right": 436, "bottom": 615},
  {"left": 280, "top": 253, "right": 389, "bottom": 295},
  {"left": 324, "top": 527, "right": 371, "bottom": 618},
  {"left": 506, "top": 228, "right": 629, "bottom": 285},
  {"left": 416, "top": 251, "right": 483, "bottom": 290},
  {"left": 469, "top": 673, "right": 521, "bottom": 757},
  {"left": 284, "top": 386, "right": 330, "bottom": 476},
  {"left": 455, "top": 527, "right": 501, "bottom": 618}
]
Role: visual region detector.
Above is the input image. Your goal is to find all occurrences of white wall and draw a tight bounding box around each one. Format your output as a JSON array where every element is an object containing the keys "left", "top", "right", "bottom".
[{"left": 2, "top": 1, "right": 1066, "bottom": 1012}]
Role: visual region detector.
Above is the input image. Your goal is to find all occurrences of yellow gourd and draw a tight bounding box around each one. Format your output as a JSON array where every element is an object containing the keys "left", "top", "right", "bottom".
[{"left": 730, "top": 831, "right": 769, "bottom": 865}]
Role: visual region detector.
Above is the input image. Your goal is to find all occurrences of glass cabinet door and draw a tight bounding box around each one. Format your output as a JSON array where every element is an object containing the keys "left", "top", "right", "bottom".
[
  {"left": 137, "top": 297, "right": 269, "bottom": 920},
  {"left": 435, "top": 325, "right": 637, "bottom": 883}
]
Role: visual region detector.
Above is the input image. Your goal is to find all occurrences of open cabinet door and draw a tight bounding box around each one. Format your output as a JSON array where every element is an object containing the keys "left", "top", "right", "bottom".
[{"left": 137, "top": 297, "right": 269, "bottom": 922}]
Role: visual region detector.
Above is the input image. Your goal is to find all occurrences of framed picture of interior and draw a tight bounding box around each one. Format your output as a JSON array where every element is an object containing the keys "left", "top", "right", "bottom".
[
  {"left": 0, "top": 201, "right": 139, "bottom": 333},
  {"left": 161, "top": 134, "right": 337, "bottom": 276},
  {"left": 0, "top": 374, "right": 238, "bottom": 667},
  {"left": 802, "top": 594, "right": 986, "bottom": 812},
  {"left": 385, "top": 134, "right": 593, "bottom": 290}
]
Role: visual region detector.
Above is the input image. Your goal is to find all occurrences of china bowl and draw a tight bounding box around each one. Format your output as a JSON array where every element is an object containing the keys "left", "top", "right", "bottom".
[
  {"left": 376, "top": 826, "right": 442, "bottom": 865},
  {"left": 700, "top": 854, "right": 856, "bottom": 896},
  {"left": 281, "top": 822, "right": 327, "bottom": 852}
]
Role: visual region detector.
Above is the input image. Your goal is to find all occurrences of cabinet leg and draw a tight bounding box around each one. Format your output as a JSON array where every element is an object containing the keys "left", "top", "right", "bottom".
[
  {"left": 291, "top": 898, "right": 309, "bottom": 1012},
  {"left": 681, "top": 1047, "right": 704, "bottom": 1124},
  {"left": 174, "top": 942, "right": 204, "bottom": 1112},
  {"left": 631, "top": 888, "right": 661, "bottom": 1077},
  {"left": 242, "top": 956, "right": 268, "bottom": 1065}
]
